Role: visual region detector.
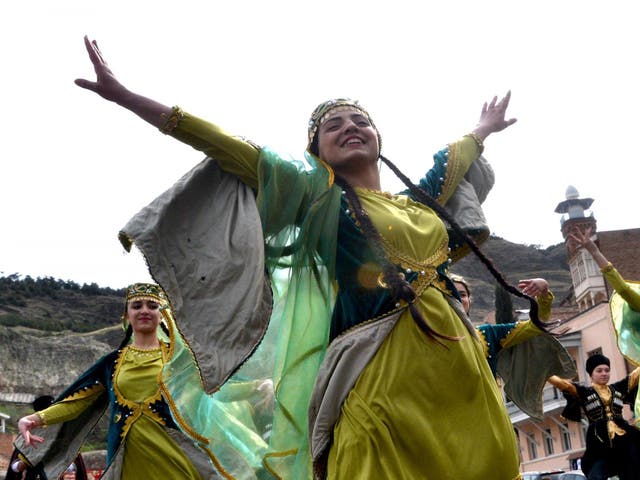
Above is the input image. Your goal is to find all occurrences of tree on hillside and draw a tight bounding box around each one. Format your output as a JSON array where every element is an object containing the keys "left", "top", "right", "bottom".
[{"left": 495, "top": 284, "right": 514, "bottom": 324}]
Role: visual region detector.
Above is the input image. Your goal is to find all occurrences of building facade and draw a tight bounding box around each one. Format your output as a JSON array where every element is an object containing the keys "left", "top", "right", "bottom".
[{"left": 509, "top": 187, "right": 640, "bottom": 473}]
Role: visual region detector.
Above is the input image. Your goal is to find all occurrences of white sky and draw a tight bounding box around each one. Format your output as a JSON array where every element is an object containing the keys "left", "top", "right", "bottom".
[{"left": 1, "top": 0, "right": 638, "bottom": 289}]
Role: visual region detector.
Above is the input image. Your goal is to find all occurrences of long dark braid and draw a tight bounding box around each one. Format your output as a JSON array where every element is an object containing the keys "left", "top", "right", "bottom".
[
  {"left": 118, "top": 324, "right": 133, "bottom": 350},
  {"left": 336, "top": 175, "right": 461, "bottom": 344},
  {"left": 160, "top": 321, "right": 171, "bottom": 338},
  {"left": 379, "top": 154, "right": 548, "bottom": 332}
]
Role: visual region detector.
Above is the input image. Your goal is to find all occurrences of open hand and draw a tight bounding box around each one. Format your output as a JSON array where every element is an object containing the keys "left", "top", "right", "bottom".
[
  {"left": 474, "top": 91, "right": 517, "bottom": 139},
  {"left": 518, "top": 278, "right": 549, "bottom": 297},
  {"left": 75, "top": 35, "right": 129, "bottom": 103},
  {"left": 567, "top": 226, "right": 595, "bottom": 251},
  {"left": 18, "top": 415, "right": 45, "bottom": 448}
]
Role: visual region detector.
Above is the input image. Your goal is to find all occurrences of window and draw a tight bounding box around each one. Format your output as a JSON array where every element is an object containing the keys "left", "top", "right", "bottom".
[
  {"left": 561, "top": 424, "right": 572, "bottom": 451},
  {"left": 585, "top": 253, "right": 599, "bottom": 276},
  {"left": 527, "top": 433, "right": 538, "bottom": 460},
  {"left": 544, "top": 428, "right": 554, "bottom": 455},
  {"left": 570, "top": 262, "right": 580, "bottom": 286}
]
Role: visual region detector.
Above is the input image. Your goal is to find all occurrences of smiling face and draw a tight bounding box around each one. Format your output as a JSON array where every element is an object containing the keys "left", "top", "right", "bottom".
[
  {"left": 316, "top": 109, "right": 380, "bottom": 171},
  {"left": 590, "top": 364, "right": 611, "bottom": 386},
  {"left": 126, "top": 298, "right": 161, "bottom": 335}
]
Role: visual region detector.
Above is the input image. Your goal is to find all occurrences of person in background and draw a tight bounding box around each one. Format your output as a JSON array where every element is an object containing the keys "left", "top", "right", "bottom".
[
  {"left": 559, "top": 225, "right": 640, "bottom": 479},
  {"left": 451, "top": 274, "right": 575, "bottom": 420},
  {"left": 568, "top": 226, "right": 640, "bottom": 312},
  {"left": 548, "top": 354, "right": 640, "bottom": 480},
  {"left": 451, "top": 275, "right": 553, "bottom": 375},
  {"left": 15, "top": 283, "right": 270, "bottom": 479}
]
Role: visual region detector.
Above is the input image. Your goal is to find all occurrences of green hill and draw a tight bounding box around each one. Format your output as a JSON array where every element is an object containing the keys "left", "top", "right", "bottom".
[
  {"left": 0, "top": 235, "right": 571, "bottom": 332},
  {"left": 452, "top": 236, "right": 571, "bottom": 321}
]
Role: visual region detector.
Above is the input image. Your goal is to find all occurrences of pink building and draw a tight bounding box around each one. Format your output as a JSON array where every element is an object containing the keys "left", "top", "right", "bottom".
[{"left": 510, "top": 186, "right": 640, "bottom": 473}]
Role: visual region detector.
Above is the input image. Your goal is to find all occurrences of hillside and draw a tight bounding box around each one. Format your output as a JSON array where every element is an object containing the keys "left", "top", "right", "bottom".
[
  {"left": 452, "top": 236, "right": 571, "bottom": 321},
  {"left": 0, "top": 235, "right": 571, "bottom": 398}
]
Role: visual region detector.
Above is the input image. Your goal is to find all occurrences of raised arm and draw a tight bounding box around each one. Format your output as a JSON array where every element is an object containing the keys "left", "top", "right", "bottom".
[
  {"left": 75, "top": 36, "right": 263, "bottom": 188},
  {"left": 471, "top": 91, "right": 517, "bottom": 142},
  {"left": 518, "top": 278, "right": 553, "bottom": 321},
  {"left": 569, "top": 226, "right": 640, "bottom": 312},
  {"left": 568, "top": 226, "right": 609, "bottom": 269},
  {"left": 75, "top": 36, "right": 173, "bottom": 128},
  {"left": 548, "top": 375, "right": 578, "bottom": 397}
]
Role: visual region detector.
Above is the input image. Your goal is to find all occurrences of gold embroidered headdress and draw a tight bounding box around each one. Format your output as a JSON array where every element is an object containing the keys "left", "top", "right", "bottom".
[
  {"left": 125, "top": 282, "right": 168, "bottom": 304},
  {"left": 121, "top": 282, "right": 168, "bottom": 329},
  {"left": 306, "top": 98, "right": 382, "bottom": 156}
]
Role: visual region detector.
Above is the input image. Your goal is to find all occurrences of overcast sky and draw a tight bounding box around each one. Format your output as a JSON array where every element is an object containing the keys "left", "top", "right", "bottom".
[{"left": 1, "top": 0, "right": 638, "bottom": 289}]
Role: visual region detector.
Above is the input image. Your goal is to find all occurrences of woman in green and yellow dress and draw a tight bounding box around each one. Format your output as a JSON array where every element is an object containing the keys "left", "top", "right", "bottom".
[
  {"left": 67, "top": 36, "right": 561, "bottom": 479},
  {"left": 15, "top": 283, "right": 243, "bottom": 479}
]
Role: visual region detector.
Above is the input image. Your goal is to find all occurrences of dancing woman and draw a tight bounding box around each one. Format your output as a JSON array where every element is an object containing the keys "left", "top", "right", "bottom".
[
  {"left": 73, "top": 35, "right": 555, "bottom": 479},
  {"left": 15, "top": 283, "right": 267, "bottom": 479}
]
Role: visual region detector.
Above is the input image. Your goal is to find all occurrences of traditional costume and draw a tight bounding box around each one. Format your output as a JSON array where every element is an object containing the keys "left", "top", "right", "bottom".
[
  {"left": 5, "top": 396, "right": 88, "bottom": 480},
  {"left": 476, "top": 289, "right": 576, "bottom": 420},
  {"left": 606, "top": 263, "right": 640, "bottom": 422},
  {"left": 13, "top": 284, "right": 268, "bottom": 480},
  {"left": 550, "top": 353, "right": 640, "bottom": 479},
  {"left": 107, "top": 99, "right": 572, "bottom": 479}
]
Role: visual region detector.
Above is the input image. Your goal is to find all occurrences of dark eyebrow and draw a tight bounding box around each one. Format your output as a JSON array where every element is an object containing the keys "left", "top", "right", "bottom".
[
  {"left": 322, "top": 113, "right": 369, "bottom": 129},
  {"left": 322, "top": 116, "right": 343, "bottom": 128}
]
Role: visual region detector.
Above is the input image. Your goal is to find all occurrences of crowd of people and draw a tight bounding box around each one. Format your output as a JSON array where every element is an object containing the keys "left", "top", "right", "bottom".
[{"left": 7, "top": 36, "right": 640, "bottom": 480}]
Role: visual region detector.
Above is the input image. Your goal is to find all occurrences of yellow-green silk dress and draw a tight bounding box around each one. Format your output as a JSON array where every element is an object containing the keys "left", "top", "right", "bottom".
[
  {"left": 168, "top": 113, "right": 521, "bottom": 479},
  {"left": 326, "top": 190, "right": 520, "bottom": 479},
  {"left": 39, "top": 346, "right": 201, "bottom": 479}
]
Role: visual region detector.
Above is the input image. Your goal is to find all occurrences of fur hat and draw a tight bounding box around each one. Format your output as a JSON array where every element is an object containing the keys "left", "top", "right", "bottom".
[{"left": 586, "top": 353, "right": 610, "bottom": 375}]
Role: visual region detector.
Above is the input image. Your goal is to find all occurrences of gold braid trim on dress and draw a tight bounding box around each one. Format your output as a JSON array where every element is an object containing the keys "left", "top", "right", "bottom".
[
  {"left": 465, "top": 132, "right": 485, "bottom": 154},
  {"left": 39, "top": 383, "right": 106, "bottom": 426},
  {"left": 262, "top": 448, "right": 298, "bottom": 480},
  {"left": 476, "top": 327, "right": 490, "bottom": 358},
  {"left": 499, "top": 321, "right": 528, "bottom": 348},
  {"left": 159, "top": 106, "right": 184, "bottom": 134},
  {"left": 197, "top": 448, "right": 236, "bottom": 480},
  {"left": 439, "top": 144, "right": 461, "bottom": 205},
  {"left": 439, "top": 135, "right": 483, "bottom": 206},
  {"left": 316, "top": 156, "right": 335, "bottom": 188},
  {"left": 345, "top": 192, "right": 449, "bottom": 302},
  {"left": 377, "top": 235, "right": 448, "bottom": 305},
  {"left": 59, "top": 383, "right": 105, "bottom": 403},
  {"left": 156, "top": 308, "right": 210, "bottom": 445},
  {"left": 112, "top": 346, "right": 167, "bottom": 439}
]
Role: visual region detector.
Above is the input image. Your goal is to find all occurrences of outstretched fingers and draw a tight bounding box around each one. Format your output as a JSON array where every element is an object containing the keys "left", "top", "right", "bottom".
[
  {"left": 24, "top": 431, "right": 45, "bottom": 447},
  {"left": 75, "top": 35, "right": 127, "bottom": 102},
  {"left": 518, "top": 278, "right": 548, "bottom": 297},
  {"left": 496, "top": 90, "right": 511, "bottom": 110}
]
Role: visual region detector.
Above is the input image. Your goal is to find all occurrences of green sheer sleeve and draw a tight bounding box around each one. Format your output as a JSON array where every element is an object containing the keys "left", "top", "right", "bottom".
[{"left": 609, "top": 272, "right": 640, "bottom": 423}]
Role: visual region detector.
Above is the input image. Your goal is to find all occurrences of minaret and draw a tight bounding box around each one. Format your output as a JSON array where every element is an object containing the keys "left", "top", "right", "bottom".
[{"left": 554, "top": 186, "right": 606, "bottom": 310}]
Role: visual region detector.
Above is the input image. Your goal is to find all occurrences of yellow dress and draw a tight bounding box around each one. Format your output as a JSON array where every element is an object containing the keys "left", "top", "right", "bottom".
[
  {"left": 39, "top": 346, "right": 201, "bottom": 479},
  {"left": 167, "top": 112, "right": 521, "bottom": 479},
  {"left": 326, "top": 190, "right": 520, "bottom": 479}
]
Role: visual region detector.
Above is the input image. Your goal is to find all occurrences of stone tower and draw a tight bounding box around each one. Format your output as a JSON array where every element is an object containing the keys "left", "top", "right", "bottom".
[{"left": 554, "top": 186, "right": 606, "bottom": 310}]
